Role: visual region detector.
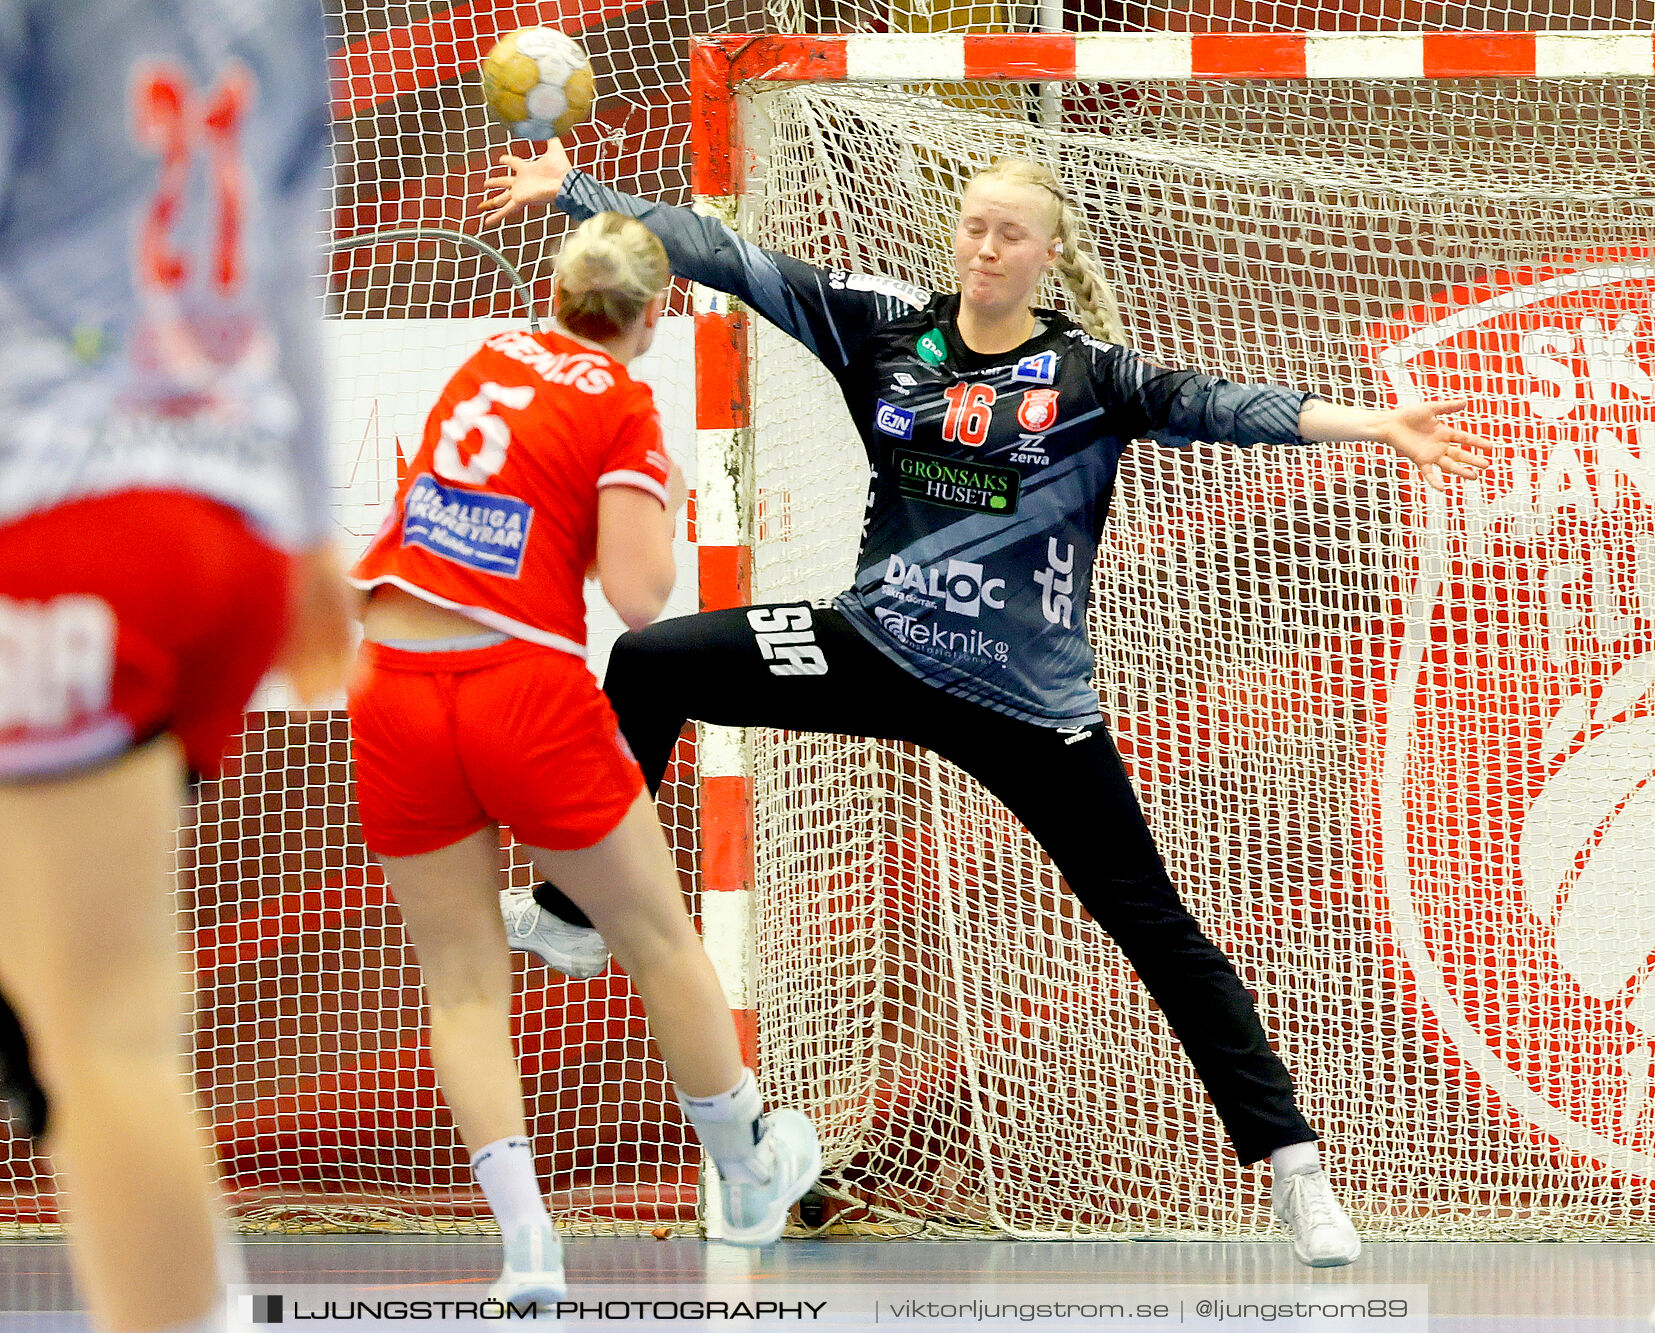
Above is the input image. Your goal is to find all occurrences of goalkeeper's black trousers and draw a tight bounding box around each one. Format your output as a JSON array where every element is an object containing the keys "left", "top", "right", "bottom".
[{"left": 562, "top": 601, "right": 1317, "bottom": 1166}]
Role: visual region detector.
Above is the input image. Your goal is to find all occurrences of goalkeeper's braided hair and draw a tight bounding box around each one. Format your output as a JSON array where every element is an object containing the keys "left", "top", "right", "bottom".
[{"left": 970, "top": 158, "right": 1125, "bottom": 345}]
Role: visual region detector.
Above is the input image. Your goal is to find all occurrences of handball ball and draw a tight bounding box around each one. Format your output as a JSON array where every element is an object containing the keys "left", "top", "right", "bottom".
[{"left": 481, "top": 27, "right": 594, "bottom": 140}]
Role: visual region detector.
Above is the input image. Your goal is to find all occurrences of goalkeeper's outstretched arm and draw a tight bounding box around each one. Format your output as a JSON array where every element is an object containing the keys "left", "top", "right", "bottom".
[
  {"left": 480, "top": 140, "right": 923, "bottom": 374},
  {"left": 1297, "top": 396, "right": 1495, "bottom": 492}
]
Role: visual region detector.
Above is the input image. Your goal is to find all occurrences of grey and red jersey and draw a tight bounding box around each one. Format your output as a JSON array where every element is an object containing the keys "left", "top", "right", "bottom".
[
  {"left": 560, "top": 170, "right": 1312, "bottom": 727},
  {"left": 0, "top": 0, "right": 332, "bottom": 551}
]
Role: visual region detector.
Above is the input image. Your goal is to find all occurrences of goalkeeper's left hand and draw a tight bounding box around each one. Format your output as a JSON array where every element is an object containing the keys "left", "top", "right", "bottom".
[{"left": 1377, "top": 398, "right": 1497, "bottom": 493}]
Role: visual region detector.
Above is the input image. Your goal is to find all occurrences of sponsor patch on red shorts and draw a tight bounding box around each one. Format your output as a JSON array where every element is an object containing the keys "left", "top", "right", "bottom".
[{"left": 0, "top": 491, "right": 290, "bottom": 779}]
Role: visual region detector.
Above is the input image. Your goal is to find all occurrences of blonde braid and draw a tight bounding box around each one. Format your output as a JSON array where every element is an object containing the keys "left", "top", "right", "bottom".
[
  {"left": 970, "top": 158, "right": 1126, "bottom": 345},
  {"left": 1052, "top": 202, "right": 1126, "bottom": 345}
]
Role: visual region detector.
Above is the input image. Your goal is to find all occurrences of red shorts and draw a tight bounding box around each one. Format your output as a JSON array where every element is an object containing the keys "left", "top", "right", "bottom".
[
  {"left": 349, "top": 638, "right": 645, "bottom": 858},
  {"left": 0, "top": 490, "right": 291, "bottom": 780}
]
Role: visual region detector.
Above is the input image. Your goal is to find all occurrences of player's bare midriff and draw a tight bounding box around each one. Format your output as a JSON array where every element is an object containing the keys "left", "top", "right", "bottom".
[{"left": 361, "top": 584, "right": 489, "bottom": 643}]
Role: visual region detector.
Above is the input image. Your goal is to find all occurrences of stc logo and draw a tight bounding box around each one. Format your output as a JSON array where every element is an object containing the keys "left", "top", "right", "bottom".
[
  {"left": 883, "top": 555, "right": 1006, "bottom": 618},
  {"left": 1033, "top": 539, "right": 1076, "bottom": 628}
]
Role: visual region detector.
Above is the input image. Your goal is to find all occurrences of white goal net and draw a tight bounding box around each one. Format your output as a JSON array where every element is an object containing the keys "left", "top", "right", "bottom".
[{"left": 743, "top": 66, "right": 1655, "bottom": 1238}]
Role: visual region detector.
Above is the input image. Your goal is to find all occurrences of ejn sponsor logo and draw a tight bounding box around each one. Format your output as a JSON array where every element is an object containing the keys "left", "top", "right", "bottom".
[{"left": 874, "top": 399, "right": 915, "bottom": 439}]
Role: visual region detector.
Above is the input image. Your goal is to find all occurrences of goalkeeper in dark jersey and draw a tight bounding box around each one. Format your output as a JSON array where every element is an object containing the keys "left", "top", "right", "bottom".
[{"left": 481, "top": 142, "right": 1492, "bottom": 1268}]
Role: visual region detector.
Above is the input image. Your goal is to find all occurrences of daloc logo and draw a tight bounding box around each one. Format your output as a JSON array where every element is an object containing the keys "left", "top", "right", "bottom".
[
  {"left": 874, "top": 400, "right": 916, "bottom": 439},
  {"left": 1013, "top": 350, "right": 1057, "bottom": 385},
  {"left": 1367, "top": 250, "right": 1655, "bottom": 1177}
]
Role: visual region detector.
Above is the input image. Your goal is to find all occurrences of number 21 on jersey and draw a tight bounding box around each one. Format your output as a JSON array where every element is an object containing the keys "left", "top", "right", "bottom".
[{"left": 132, "top": 61, "right": 253, "bottom": 296}]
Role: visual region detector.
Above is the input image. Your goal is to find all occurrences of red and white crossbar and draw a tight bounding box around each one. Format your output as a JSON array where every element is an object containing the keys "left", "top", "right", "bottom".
[
  {"left": 688, "top": 30, "right": 1655, "bottom": 195},
  {"left": 697, "top": 29, "right": 1655, "bottom": 84}
]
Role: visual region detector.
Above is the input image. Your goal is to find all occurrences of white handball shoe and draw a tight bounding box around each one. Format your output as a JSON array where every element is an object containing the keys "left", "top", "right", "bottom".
[
  {"left": 501, "top": 888, "right": 610, "bottom": 980},
  {"left": 489, "top": 1217, "right": 566, "bottom": 1309},
  {"left": 718, "top": 1109, "right": 822, "bottom": 1247},
  {"left": 1272, "top": 1168, "right": 1361, "bottom": 1268}
]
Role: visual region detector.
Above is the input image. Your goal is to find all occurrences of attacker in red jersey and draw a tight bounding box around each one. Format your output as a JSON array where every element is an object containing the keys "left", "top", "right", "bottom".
[{"left": 349, "top": 212, "right": 819, "bottom": 1306}]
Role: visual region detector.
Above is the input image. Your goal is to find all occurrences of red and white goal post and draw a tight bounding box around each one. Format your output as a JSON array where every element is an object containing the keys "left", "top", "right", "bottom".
[{"left": 688, "top": 33, "right": 1655, "bottom": 1240}]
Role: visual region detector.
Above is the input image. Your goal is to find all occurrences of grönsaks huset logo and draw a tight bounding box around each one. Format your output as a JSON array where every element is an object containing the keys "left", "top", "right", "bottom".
[
  {"left": 874, "top": 400, "right": 915, "bottom": 439},
  {"left": 1367, "top": 250, "right": 1655, "bottom": 1177},
  {"left": 402, "top": 474, "right": 533, "bottom": 579}
]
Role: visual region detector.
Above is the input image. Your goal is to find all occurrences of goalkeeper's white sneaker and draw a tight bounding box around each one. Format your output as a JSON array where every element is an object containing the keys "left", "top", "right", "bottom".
[
  {"left": 489, "top": 1217, "right": 566, "bottom": 1309},
  {"left": 1273, "top": 1168, "right": 1361, "bottom": 1267},
  {"left": 501, "top": 889, "right": 610, "bottom": 980},
  {"left": 718, "top": 1109, "right": 822, "bottom": 1247}
]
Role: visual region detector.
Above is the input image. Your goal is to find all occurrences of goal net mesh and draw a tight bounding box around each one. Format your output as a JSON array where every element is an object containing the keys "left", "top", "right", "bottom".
[{"left": 744, "top": 76, "right": 1655, "bottom": 1238}]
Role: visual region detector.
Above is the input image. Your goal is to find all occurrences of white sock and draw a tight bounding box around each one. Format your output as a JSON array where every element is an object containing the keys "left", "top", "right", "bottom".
[
  {"left": 471, "top": 1136, "right": 550, "bottom": 1231},
  {"left": 677, "top": 1069, "right": 769, "bottom": 1182},
  {"left": 1271, "top": 1140, "right": 1321, "bottom": 1182}
]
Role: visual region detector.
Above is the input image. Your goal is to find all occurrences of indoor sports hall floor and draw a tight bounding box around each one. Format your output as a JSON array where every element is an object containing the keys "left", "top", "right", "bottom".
[{"left": 1, "top": 1234, "right": 1649, "bottom": 1332}]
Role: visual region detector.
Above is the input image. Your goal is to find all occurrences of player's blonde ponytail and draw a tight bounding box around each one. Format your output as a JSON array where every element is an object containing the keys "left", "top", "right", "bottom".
[
  {"left": 969, "top": 159, "right": 1125, "bottom": 345},
  {"left": 554, "top": 211, "right": 670, "bottom": 341}
]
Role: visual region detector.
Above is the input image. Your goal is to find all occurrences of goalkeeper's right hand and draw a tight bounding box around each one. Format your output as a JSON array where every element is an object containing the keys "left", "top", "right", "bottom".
[{"left": 480, "top": 139, "right": 573, "bottom": 227}]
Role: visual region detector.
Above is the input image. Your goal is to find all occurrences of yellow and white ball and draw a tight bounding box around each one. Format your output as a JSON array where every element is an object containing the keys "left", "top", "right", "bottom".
[{"left": 480, "top": 27, "right": 595, "bottom": 141}]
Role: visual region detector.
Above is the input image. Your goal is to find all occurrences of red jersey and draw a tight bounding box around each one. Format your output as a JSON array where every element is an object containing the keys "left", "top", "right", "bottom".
[{"left": 351, "top": 328, "right": 671, "bottom": 657}]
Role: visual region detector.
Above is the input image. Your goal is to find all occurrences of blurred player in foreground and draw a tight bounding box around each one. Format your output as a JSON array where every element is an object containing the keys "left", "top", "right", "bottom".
[
  {"left": 348, "top": 210, "right": 820, "bottom": 1306},
  {"left": 482, "top": 140, "right": 1496, "bottom": 1269},
  {"left": 0, "top": 3, "right": 350, "bottom": 1330}
]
